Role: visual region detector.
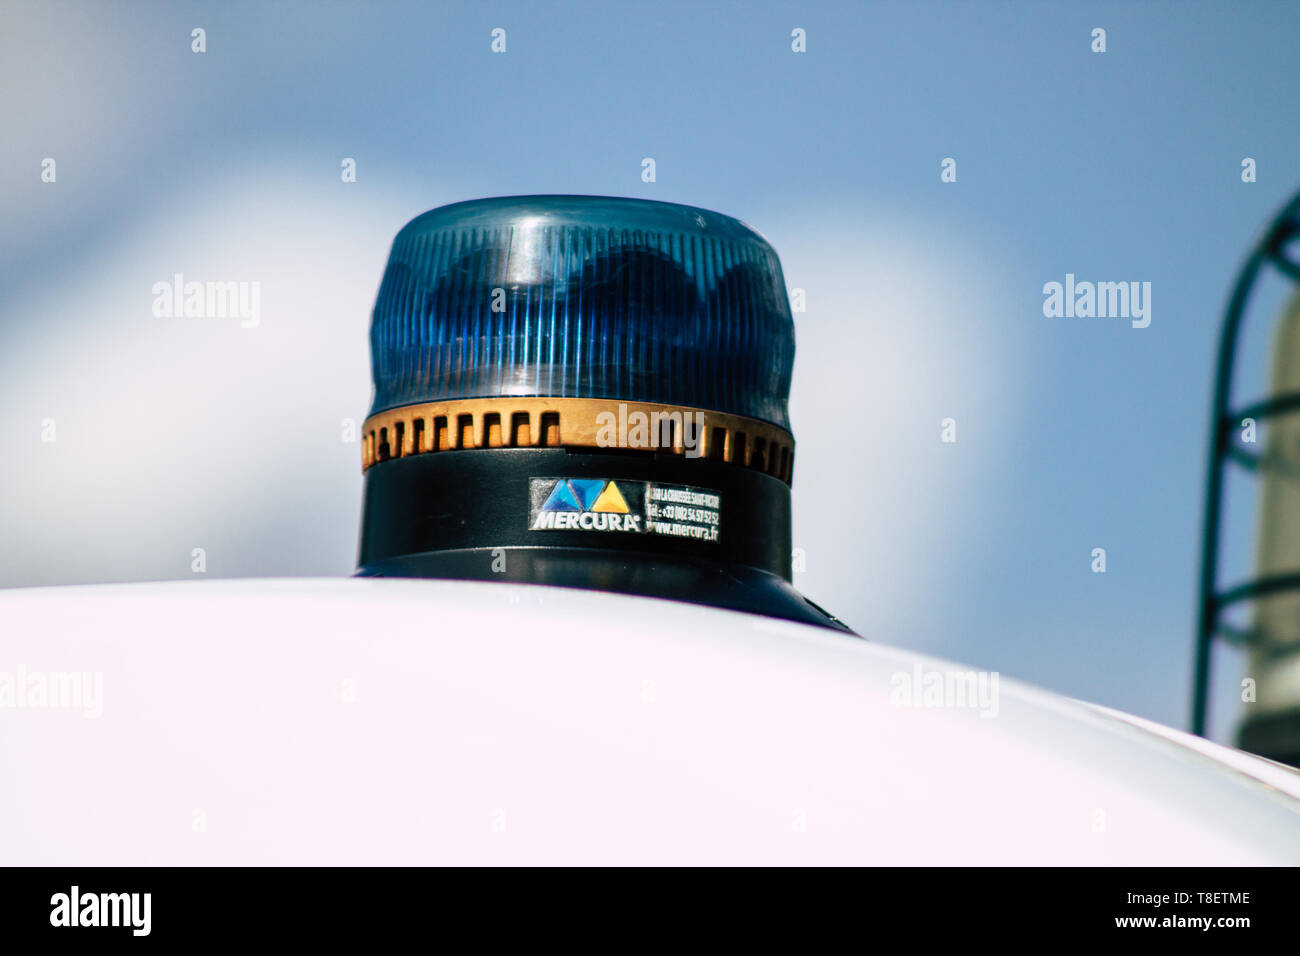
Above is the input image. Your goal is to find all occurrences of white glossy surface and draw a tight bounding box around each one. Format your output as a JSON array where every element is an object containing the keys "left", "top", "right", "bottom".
[{"left": 1, "top": 577, "right": 1297, "bottom": 865}]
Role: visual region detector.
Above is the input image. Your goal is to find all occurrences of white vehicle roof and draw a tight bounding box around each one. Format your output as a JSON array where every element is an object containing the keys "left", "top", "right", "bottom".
[{"left": 2, "top": 577, "right": 1297, "bottom": 865}]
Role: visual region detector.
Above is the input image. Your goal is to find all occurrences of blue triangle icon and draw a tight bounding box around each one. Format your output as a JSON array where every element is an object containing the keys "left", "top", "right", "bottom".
[
  {"left": 568, "top": 479, "right": 605, "bottom": 511},
  {"left": 540, "top": 480, "right": 581, "bottom": 511}
]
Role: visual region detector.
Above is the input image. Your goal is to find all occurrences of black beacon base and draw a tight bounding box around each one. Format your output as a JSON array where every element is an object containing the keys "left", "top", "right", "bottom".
[{"left": 356, "top": 447, "right": 853, "bottom": 634}]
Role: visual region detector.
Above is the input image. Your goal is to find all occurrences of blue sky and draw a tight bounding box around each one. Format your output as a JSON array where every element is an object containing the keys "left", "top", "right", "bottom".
[{"left": 3, "top": 0, "right": 1300, "bottom": 737}]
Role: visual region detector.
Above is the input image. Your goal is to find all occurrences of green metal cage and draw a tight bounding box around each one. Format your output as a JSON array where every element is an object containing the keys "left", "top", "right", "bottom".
[{"left": 1194, "top": 189, "right": 1300, "bottom": 740}]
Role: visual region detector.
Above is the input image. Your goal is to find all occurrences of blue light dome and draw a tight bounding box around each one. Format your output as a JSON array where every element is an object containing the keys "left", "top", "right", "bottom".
[{"left": 367, "top": 195, "right": 796, "bottom": 430}]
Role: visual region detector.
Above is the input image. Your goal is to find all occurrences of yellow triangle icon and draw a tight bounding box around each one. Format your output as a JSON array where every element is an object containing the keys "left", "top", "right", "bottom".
[{"left": 591, "top": 481, "right": 631, "bottom": 514}]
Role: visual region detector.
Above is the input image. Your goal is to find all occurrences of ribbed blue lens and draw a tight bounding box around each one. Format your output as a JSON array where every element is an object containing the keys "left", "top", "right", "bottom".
[{"left": 368, "top": 195, "right": 795, "bottom": 429}]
